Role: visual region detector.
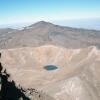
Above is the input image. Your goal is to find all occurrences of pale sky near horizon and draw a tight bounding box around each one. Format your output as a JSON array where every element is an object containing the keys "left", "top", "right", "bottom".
[
  {"left": 0, "top": 0, "right": 100, "bottom": 30},
  {"left": 0, "top": 0, "right": 100, "bottom": 25}
]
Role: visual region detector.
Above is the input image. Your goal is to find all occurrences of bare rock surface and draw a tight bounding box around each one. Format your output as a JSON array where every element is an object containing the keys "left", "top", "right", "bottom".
[
  {"left": 0, "top": 45, "right": 100, "bottom": 100},
  {"left": 0, "top": 21, "right": 100, "bottom": 49}
]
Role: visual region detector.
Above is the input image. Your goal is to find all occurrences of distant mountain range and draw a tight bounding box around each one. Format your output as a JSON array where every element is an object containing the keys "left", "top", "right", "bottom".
[
  {"left": 0, "top": 18, "right": 100, "bottom": 30},
  {"left": 0, "top": 21, "right": 100, "bottom": 49}
]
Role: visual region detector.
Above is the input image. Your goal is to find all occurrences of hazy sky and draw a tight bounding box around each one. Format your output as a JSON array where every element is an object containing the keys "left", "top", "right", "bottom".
[{"left": 0, "top": 0, "right": 100, "bottom": 25}]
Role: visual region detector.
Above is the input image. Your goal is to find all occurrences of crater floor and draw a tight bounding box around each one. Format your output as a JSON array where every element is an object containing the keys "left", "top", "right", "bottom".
[{"left": 1, "top": 45, "right": 100, "bottom": 100}]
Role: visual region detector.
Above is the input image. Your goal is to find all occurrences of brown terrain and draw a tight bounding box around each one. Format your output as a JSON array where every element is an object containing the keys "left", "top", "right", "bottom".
[{"left": 0, "top": 21, "right": 100, "bottom": 100}]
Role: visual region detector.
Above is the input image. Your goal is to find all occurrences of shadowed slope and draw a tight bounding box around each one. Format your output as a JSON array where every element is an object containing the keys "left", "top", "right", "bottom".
[{"left": 0, "top": 58, "right": 30, "bottom": 100}]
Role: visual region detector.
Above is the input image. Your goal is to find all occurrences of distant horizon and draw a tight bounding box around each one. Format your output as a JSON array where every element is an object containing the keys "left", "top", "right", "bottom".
[{"left": 0, "top": 18, "right": 100, "bottom": 31}]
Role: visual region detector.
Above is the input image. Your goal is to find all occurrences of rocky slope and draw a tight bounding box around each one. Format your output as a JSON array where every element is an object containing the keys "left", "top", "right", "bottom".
[
  {"left": 0, "top": 21, "right": 100, "bottom": 49},
  {"left": 0, "top": 60, "right": 55, "bottom": 100},
  {"left": 0, "top": 45, "right": 100, "bottom": 100}
]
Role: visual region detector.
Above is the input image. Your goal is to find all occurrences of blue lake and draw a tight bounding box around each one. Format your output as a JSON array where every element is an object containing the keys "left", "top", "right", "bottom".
[{"left": 44, "top": 65, "right": 58, "bottom": 71}]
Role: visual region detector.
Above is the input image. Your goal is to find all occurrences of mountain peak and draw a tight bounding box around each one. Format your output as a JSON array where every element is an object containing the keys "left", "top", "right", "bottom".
[
  {"left": 34, "top": 21, "right": 53, "bottom": 25},
  {"left": 28, "top": 21, "right": 54, "bottom": 28},
  {"left": 36, "top": 21, "right": 49, "bottom": 24}
]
